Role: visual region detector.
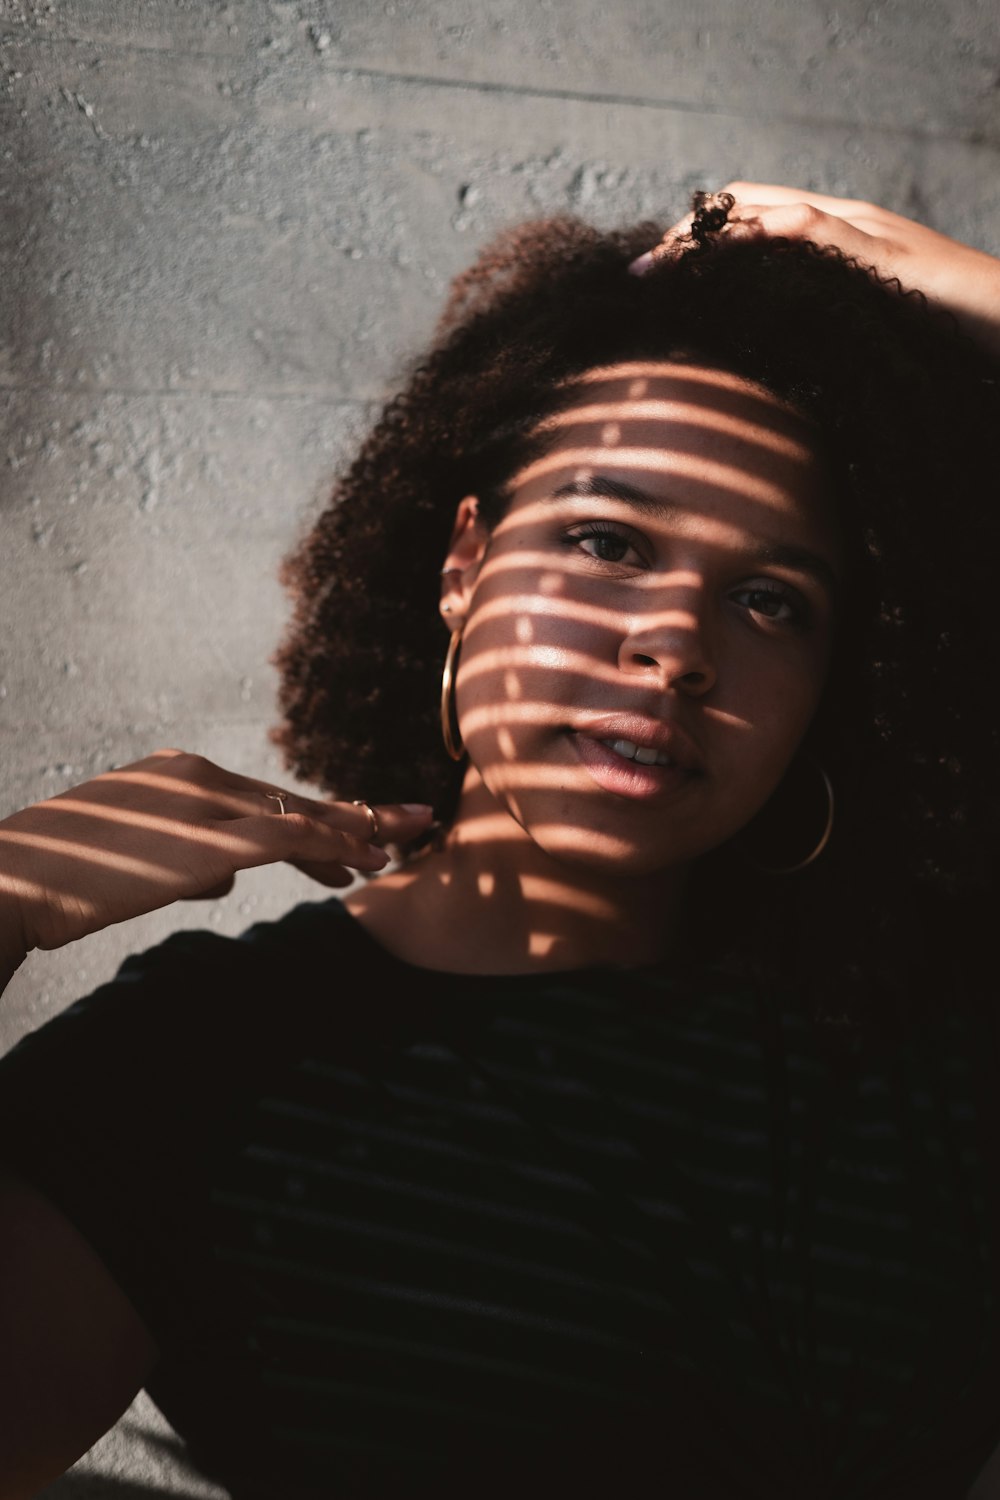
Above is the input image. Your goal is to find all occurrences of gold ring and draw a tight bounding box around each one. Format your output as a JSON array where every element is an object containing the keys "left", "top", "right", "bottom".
[
  {"left": 264, "top": 790, "right": 288, "bottom": 816},
  {"left": 352, "top": 799, "right": 380, "bottom": 842}
]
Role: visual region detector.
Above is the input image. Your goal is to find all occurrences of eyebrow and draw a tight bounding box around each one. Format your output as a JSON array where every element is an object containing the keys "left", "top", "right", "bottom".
[{"left": 551, "top": 476, "right": 840, "bottom": 597}]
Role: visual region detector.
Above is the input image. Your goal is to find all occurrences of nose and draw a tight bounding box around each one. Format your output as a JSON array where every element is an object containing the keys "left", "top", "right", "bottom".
[{"left": 617, "top": 599, "right": 717, "bottom": 697}]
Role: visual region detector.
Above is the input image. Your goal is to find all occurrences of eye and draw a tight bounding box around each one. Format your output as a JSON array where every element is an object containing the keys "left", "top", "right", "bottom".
[
  {"left": 563, "top": 522, "right": 648, "bottom": 570},
  {"left": 731, "top": 581, "right": 808, "bottom": 628}
]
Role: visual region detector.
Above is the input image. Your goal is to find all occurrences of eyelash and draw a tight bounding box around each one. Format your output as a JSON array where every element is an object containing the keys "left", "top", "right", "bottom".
[
  {"left": 563, "top": 522, "right": 647, "bottom": 568},
  {"left": 563, "top": 522, "right": 810, "bottom": 629},
  {"left": 730, "top": 582, "right": 808, "bottom": 629}
]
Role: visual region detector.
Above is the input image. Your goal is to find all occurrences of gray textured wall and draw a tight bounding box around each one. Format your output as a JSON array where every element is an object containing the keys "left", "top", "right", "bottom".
[{"left": 2, "top": 1, "right": 999, "bottom": 1493}]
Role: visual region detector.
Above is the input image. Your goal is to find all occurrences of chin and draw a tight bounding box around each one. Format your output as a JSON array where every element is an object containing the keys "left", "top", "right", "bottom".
[{"left": 530, "top": 827, "right": 695, "bottom": 880}]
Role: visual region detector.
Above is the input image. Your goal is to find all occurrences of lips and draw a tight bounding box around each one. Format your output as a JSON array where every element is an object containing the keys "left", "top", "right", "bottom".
[
  {"left": 571, "top": 713, "right": 703, "bottom": 774},
  {"left": 567, "top": 715, "right": 703, "bottom": 801}
]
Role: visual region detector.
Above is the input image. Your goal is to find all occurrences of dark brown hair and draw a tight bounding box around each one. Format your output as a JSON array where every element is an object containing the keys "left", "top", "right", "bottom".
[{"left": 273, "top": 199, "right": 1000, "bottom": 1030}]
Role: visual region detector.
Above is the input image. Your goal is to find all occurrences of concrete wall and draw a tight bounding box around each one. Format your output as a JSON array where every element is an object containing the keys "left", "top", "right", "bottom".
[
  {"left": 2, "top": 1, "right": 999, "bottom": 1494},
  {"left": 3, "top": 0, "right": 1000, "bottom": 1037}
]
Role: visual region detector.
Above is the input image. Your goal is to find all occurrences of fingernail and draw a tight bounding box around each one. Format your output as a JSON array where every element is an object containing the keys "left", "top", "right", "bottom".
[
  {"left": 400, "top": 803, "right": 434, "bottom": 815},
  {"left": 627, "top": 251, "right": 655, "bottom": 277},
  {"left": 367, "top": 844, "right": 390, "bottom": 866}
]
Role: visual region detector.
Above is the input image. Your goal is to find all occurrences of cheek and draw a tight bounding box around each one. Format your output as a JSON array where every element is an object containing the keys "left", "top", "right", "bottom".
[
  {"left": 458, "top": 584, "right": 621, "bottom": 732},
  {"left": 455, "top": 629, "right": 565, "bottom": 753},
  {"left": 726, "top": 646, "right": 831, "bottom": 788},
  {"left": 453, "top": 619, "right": 532, "bottom": 758}
]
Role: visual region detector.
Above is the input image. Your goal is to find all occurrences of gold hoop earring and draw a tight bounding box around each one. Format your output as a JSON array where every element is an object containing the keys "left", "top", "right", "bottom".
[
  {"left": 440, "top": 627, "right": 465, "bottom": 761},
  {"left": 741, "top": 761, "right": 834, "bottom": 875}
]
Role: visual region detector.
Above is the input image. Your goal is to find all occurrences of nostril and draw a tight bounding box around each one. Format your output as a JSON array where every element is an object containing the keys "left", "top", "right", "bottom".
[{"left": 634, "top": 653, "right": 658, "bottom": 666}]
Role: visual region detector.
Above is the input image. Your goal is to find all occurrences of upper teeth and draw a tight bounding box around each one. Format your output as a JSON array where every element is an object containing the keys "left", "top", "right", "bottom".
[{"left": 603, "top": 737, "right": 673, "bottom": 767}]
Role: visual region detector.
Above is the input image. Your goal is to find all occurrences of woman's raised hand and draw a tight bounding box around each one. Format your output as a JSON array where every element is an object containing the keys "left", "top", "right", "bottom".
[
  {"left": 0, "top": 749, "right": 433, "bottom": 970},
  {"left": 632, "top": 182, "right": 1000, "bottom": 360}
]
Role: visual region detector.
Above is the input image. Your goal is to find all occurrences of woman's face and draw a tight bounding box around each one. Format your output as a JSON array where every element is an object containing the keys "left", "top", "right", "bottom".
[{"left": 442, "top": 359, "right": 843, "bottom": 878}]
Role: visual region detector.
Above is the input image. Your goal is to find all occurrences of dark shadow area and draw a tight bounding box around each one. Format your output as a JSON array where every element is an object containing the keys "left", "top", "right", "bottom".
[{"left": 40, "top": 1476, "right": 227, "bottom": 1500}]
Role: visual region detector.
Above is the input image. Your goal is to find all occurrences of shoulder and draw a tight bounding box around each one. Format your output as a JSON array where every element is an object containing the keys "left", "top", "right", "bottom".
[
  {"left": 0, "top": 898, "right": 373, "bottom": 1111},
  {"left": 0, "top": 898, "right": 389, "bottom": 1227},
  {"left": 117, "top": 894, "right": 362, "bottom": 987}
]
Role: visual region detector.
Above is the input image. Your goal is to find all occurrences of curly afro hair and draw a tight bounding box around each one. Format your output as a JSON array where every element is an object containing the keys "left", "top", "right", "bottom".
[{"left": 272, "top": 193, "right": 1000, "bottom": 1035}]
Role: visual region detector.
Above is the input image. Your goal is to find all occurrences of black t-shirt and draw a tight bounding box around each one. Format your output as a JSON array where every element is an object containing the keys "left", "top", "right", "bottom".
[{"left": 1, "top": 899, "right": 998, "bottom": 1498}]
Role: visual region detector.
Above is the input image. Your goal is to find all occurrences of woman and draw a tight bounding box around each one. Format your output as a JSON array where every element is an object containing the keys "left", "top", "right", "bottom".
[{"left": 0, "top": 185, "right": 999, "bottom": 1499}]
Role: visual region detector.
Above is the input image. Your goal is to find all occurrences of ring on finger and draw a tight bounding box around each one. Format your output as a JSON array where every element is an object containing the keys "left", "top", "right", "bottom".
[
  {"left": 352, "top": 799, "right": 380, "bottom": 842},
  {"left": 264, "top": 790, "right": 288, "bottom": 816}
]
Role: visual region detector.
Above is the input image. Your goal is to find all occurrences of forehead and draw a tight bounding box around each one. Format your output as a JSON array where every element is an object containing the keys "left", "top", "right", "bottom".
[
  {"left": 562, "top": 358, "right": 812, "bottom": 442},
  {"left": 504, "top": 358, "right": 839, "bottom": 554}
]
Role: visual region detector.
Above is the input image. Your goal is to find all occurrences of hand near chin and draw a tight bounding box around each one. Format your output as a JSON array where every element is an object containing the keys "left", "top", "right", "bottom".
[
  {"left": 0, "top": 749, "right": 433, "bottom": 974},
  {"left": 632, "top": 182, "right": 1000, "bottom": 361}
]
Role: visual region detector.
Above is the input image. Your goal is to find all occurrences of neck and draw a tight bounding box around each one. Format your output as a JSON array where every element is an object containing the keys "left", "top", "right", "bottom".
[{"left": 346, "top": 771, "right": 689, "bottom": 976}]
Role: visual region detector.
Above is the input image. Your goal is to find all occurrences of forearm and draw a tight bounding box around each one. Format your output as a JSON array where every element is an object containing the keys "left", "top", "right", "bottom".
[{"left": 635, "top": 184, "right": 1000, "bottom": 364}]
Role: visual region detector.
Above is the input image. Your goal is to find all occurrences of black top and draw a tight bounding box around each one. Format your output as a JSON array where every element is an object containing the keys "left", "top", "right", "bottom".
[{"left": 0, "top": 899, "right": 998, "bottom": 1499}]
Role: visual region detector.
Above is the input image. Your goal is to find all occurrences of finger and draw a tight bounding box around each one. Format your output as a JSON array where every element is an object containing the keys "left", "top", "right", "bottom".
[
  {"left": 630, "top": 198, "right": 750, "bottom": 276},
  {"left": 101, "top": 757, "right": 302, "bottom": 824},
  {"left": 628, "top": 206, "right": 706, "bottom": 275},
  {"left": 351, "top": 802, "right": 434, "bottom": 846},
  {"left": 219, "top": 813, "right": 391, "bottom": 875},
  {"left": 721, "top": 182, "right": 887, "bottom": 224},
  {"left": 216, "top": 774, "right": 433, "bottom": 845},
  {"left": 121, "top": 758, "right": 433, "bottom": 851},
  {"left": 113, "top": 755, "right": 337, "bottom": 826},
  {"left": 272, "top": 797, "right": 434, "bottom": 846},
  {"left": 287, "top": 859, "right": 357, "bottom": 889},
  {"left": 628, "top": 185, "right": 889, "bottom": 278},
  {"left": 723, "top": 202, "right": 882, "bottom": 261},
  {"left": 628, "top": 239, "right": 681, "bottom": 276},
  {"left": 183, "top": 876, "right": 236, "bottom": 902},
  {"left": 662, "top": 209, "right": 695, "bottom": 240}
]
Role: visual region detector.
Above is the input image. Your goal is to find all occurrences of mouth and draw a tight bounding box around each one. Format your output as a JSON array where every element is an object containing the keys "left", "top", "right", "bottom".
[
  {"left": 567, "top": 730, "right": 701, "bottom": 801},
  {"left": 599, "top": 736, "right": 675, "bottom": 767}
]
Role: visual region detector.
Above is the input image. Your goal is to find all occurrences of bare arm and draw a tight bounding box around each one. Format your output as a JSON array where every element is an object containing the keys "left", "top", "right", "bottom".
[
  {"left": 0, "top": 1170, "right": 158, "bottom": 1498},
  {"left": 631, "top": 182, "right": 1000, "bottom": 361}
]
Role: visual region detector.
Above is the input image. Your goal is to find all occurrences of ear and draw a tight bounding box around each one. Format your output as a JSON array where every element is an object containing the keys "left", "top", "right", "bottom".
[{"left": 440, "top": 496, "right": 488, "bottom": 626}]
